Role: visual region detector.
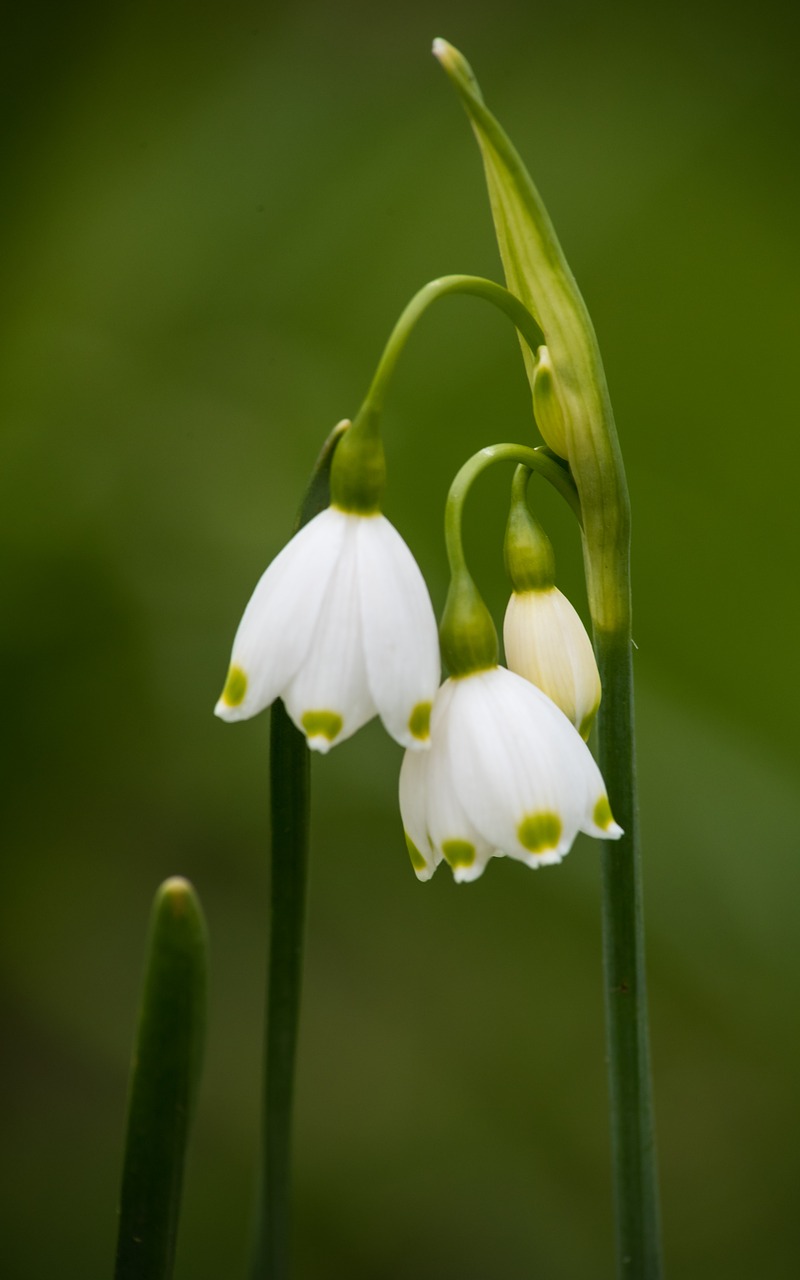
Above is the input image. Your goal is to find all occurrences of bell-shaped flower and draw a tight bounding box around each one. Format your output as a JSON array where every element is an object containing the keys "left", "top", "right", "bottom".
[
  {"left": 399, "top": 664, "right": 621, "bottom": 883},
  {"left": 502, "top": 464, "right": 601, "bottom": 737},
  {"left": 504, "top": 586, "right": 601, "bottom": 739},
  {"left": 215, "top": 505, "right": 440, "bottom": 753}
]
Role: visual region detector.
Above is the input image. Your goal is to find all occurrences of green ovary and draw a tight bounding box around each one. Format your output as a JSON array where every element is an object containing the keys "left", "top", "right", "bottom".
[
  {"left": 405, "top": 833, "right": 428, "bottom": 873},
  {"left": 593, "top": 795, "right": 614, "bottom": 831},
  {"left": 221, "top": 665, "right": 248, "bottom": 707},
  {"left": 408, "top": 701, "right": 432, "bottom": 740},
  {"left": 441, "top": 839, "right": 476, "bottom": 869},
  {"left": 301, "top": 710, "right": 343, "bottom": 742},
  {"left": 518, "top": 811, "right": 562, "bottom": 853}
]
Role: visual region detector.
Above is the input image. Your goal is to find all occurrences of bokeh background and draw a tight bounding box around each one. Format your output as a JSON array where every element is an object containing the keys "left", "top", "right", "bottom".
[{"left": 2, "top": 1, "right": 799, "bottom": 1277}]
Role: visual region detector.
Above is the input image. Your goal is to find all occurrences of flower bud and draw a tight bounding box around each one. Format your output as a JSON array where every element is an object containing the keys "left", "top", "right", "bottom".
[
  {"left": 532, "top": 347, "right": 569, "bottom": 460},
  {"left": 503, "top": 589, "right": 601, "bottom": 739},
  {"left": 503, "top": 467, "right": 600, "bottom": 737}
]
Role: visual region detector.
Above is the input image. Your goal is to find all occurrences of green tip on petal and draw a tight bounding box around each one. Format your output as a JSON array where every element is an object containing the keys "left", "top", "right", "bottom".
[
  {"left": 301, "top": 709, "right": 343, "bottom": 745},
  {"left": 593, "top": 795, "right": 616, "bottom": 832},
  {"left": 408, "top": 701, "right": 432, "bottom": 741},
  {"left": 518, "top": 810, "right": 562, "bottom": 854},
  {"left": 441, "top": 839, "right": 476, "bottom": 871},
  {"left": 405, "top": 833, "right": 430, "bottom": 877},
  {"left": 220, "top": 665, "right": 248, "bottom": 707}
]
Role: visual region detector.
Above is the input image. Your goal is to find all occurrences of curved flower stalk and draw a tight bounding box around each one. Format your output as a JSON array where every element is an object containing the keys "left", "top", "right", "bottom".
[
  {"left": 400, "top": 665, "right": 620, "bottom": 883},
  {"left": 503, "top": 465, "right": 601, "bottom": 738},
  {"left": 215, "top": 423, "right": 440, "bottom": 753}
]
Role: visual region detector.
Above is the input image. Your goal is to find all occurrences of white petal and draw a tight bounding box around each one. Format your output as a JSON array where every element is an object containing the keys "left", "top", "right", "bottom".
[
  {"left": 425, "top": 680, "right": 496, "bottom": 883},
  {"left": 503, "top": 588, "right": 601, "bottom": 737},
  {"left": 579, "top": 790, "right": 624, "bottom": 841},
  {"left": 282, "top": 517, "right": 376, "bottom": 751},
  {"left": 357, "top": 515, "right": 440, "bottom": 750},
  {"left": 447, "top": 667, "right": 602, "bottom": 866},
  {"left": 215, "top": 508, "right": 348, "bottom": 722},
  {"left": 398, "top": 748, "right": 439, "bottom": 880}
]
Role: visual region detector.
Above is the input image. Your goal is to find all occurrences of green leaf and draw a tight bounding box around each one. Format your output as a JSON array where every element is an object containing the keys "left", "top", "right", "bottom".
[{"left": 115, "top": 878, "right": 208, "bottom": 1280}]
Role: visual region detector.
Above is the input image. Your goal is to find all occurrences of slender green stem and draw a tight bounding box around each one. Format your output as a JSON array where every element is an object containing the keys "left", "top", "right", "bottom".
[
  {"left": 596, "top": 626, "right": 662, "bottom": 1277},
  {"left": 445, "top": 442, "right": 581, "bottom": 574},
  {"left": 250, "top": 701, "right": 309, "bottom": 1280},
  {"left": 358, "top": 275, "right": 543, "bottom": 423},
  {"left": 250, "top": 423, "right": 345, "bottom": 1280},
  {"left": 438, "top": 442, "right": 581, "bottom": 677},
  {"left": 332, "top": 277, "right": 544, "bottom": 516}
]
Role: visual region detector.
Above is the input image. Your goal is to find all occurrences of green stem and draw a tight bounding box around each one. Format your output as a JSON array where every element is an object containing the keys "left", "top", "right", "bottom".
[
  {"left": 357, "top": 274, "right": 544, "bottom": 424},
  {"left": 445, "top": 442, "right": 581, "bottom": 575},
  {"left": 331, "top": 277, "right": 544, "bottom": 515},
  {"left": 249, "top": 423, "right": 345, "bottom": 1280},
  {"left": 438, "top": 442, "right": 580, "bottom": 677},
  {"left": 596, "top": 626, "right": 662, "bottom": 1278}
]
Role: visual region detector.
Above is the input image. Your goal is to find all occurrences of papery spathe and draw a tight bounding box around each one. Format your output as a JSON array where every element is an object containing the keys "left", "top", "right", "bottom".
[{"left": 215, "top": 506, "right": 440, "bottom": 752}]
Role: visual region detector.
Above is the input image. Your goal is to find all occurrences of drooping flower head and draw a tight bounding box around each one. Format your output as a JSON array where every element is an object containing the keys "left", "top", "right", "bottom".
[
  {"left": 399, "top": 444, "right": 620, "bottom": 883},
  {"left": 400, "top": 665, "right": 621, "bottom": 883},
  {"left": 503, "top": 465, "right": 601, "bottom": 738},
  {"left": 215, "top": 420, "right": 440, "bottom": 753}
]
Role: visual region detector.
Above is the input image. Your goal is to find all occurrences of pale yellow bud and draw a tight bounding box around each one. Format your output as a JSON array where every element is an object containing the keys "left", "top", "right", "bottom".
[{"left": 503, "top": 587, "right": 601, "bottom": 739}]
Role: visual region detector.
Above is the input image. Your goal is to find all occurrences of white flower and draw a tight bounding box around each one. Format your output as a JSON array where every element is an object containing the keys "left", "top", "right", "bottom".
[
  {"left": 399, "top": 665, "right": 621, "bottom": 883},
  {"left": 503, "top": 587, "right": 601, "bottom": 739},
  {"left": 215, "top": 506, "right": 440, "bottom": 752}
]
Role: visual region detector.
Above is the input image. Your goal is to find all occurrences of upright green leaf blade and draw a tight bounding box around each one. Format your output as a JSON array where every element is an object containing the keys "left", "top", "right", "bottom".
[{"left": 115, "top": 877, "right": 208, "bottom": 1280}]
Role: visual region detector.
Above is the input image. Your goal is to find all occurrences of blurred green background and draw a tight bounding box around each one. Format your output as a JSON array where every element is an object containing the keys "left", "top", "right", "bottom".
[{"left": 2, "top": 1, "right": 799, "bottom": 1276}]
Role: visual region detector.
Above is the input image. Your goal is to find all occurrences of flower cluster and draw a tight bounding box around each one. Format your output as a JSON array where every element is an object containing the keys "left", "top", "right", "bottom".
[{"left": 216, "top": 435, "right": 621, "bottom": 883}]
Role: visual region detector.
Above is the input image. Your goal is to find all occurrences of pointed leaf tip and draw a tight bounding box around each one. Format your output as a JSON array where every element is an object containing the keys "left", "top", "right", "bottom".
[
  {"left": 155, "top": 876, "right": 204, "bottom": 922},
  {"left": 432, "top": 38, "right": 483, "bottom": 103},
  {"left": 115, "top": 878, "right": 208, "bottom": 1280}
]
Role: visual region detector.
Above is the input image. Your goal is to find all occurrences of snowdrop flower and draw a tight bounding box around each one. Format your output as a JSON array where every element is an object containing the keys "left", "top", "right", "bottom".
[
  {"left": 399, "top": 664, "right": 621, "bottom": 883},
  {"left": 401, "top": 451, "right": 620, "bottom": 883},
  {"left": 503, "top": 465, "right": 600, "bottom": 737},
  {"left": 215, "top": 422, "right": 440, "bottom": 753}
]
